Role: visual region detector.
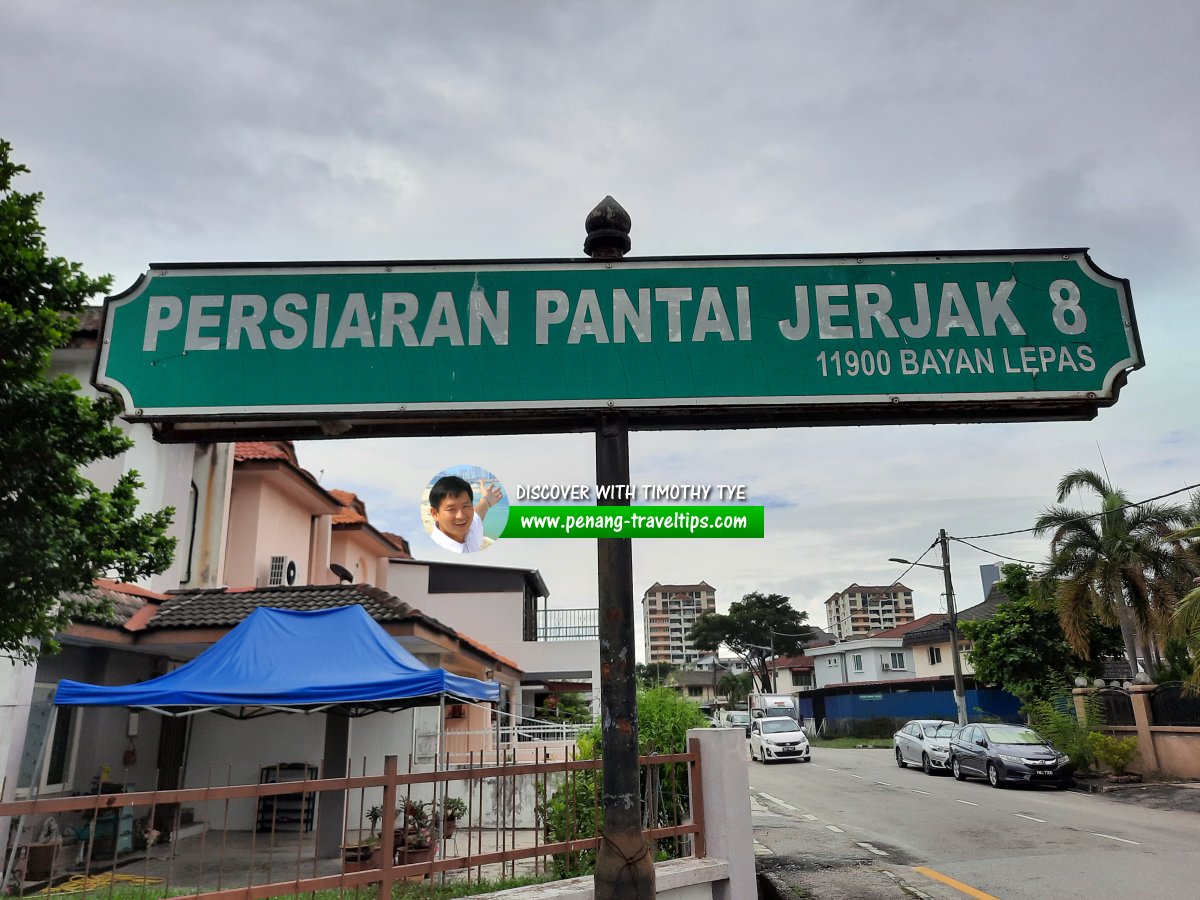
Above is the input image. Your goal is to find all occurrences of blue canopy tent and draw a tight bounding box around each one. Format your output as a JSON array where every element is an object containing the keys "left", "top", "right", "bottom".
[
  {"left": 35, "top": 604, "right": 501, "bottom": 860},
  {"left": 54, "top": 604, "right": 499, "bottom": 717}
]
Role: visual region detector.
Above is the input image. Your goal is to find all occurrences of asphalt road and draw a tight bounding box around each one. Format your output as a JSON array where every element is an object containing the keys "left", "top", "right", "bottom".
[{"left": 749, "top": 745, "right": 1198, "bottom": 900}]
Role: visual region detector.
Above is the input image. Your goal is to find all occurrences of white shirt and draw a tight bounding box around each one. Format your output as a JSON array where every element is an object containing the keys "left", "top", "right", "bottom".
[{"left": 430, "top": 513, "right": 486, "bottom": 553}]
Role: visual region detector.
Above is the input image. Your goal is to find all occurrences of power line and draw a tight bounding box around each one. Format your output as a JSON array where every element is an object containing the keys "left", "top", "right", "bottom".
[
  {"left": 949, "top": 536, "right": 1043, "bottom": 567},
  {"left": 955, "top": 481, "right": 1200, "bottom": 541}
]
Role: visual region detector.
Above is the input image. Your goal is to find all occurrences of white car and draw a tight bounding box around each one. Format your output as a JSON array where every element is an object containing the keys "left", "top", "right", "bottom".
[
  {"left": 749, "top": 716, "right": 811, "bottom": 763},
  {"left": 893, "top": 719, "right": 957, "bottom": 774}
]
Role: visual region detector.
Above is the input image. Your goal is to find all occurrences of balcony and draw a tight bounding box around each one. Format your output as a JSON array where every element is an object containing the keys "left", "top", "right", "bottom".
[{"left": 535, "top": 608, "right": 599, "bottom": 641}]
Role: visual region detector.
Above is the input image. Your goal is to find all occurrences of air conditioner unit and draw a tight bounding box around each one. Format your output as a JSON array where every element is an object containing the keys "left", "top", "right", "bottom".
[
  {"left": 268, "top": 555, "right": 299, "bottom": 586},
  {"left": 881, "top": 663, "right": 891, "bottom": 671}
]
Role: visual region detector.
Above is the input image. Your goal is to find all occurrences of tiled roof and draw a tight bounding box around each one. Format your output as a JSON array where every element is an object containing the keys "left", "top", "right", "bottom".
[
  {"left": 957, "top": 584, "right": 1012, "bottom": 622},
  {"left": 235, "top": 441, "right": 299, "bottom": 465},
  {"left": 329, "top": 489, "right": 369, "bottom": 524},
  {"left": 381, "top": 531, "right": 412, "bottom": 558},
  {"left": 645, "top": 581, "right": 714, "bottom": 593},
  {"left": 900, "top": 614, "right": 953, "bottom": 646},
  {"left": 770, "top": 655, "right": 815, "bottom": 671},
  {"left": 152, "top": 583, "right": 420, "bottom": 629},
  {"left": 1101, "top": 659, "right": 1134, "bottom": 682},
  {"left": 62, "top": 579, "right": 166, "bottom": 626},
  {"left": 841, "top": 613, "right": 947, "bottom": 642}
]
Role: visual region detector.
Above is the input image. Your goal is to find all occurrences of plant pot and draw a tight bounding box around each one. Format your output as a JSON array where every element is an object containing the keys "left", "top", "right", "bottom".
[{"left": 342, "top": 843, "right": 382, "bottom": 873}]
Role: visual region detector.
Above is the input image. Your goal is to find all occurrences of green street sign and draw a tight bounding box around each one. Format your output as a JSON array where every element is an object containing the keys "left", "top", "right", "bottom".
[{"left": 94, "top": 250, "right": 1140, "bottom": 438}]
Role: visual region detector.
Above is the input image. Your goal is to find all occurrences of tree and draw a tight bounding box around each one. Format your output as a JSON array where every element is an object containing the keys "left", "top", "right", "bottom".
[
  {"left": 0, "top": 140, "right": 176, "bottom": 662},
  {"left": 1167, "top": 500, "right": 1200, "bottom": 689},
  {"left": 1033, "top": 469, "right": 1191, "bottom": 678},
  {"left": 633, "top": 661, "right": 678, "bottom": 689},
  {"left": 687, "top": 591, "right": 814, "bottom": 692},
  {"left": 717, "top": 671, "right": 752, "bottom": 706},
  {"left": 960, "top": 564, "right": 1120, "bottom": 703}
]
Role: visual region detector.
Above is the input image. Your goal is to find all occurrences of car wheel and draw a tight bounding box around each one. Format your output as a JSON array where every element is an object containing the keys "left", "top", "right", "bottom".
[
  {"left": 896, "top": 747, "right": 908, "bottom": 768},
  {"left": 987, "top": 762, "right": 1003, "bottom": 788},
  {"left": 922, "top": 753, "right": 933, "bottom": 775},
  {"left": 951, "top": 757, "right": 966, "bottom": 781}
]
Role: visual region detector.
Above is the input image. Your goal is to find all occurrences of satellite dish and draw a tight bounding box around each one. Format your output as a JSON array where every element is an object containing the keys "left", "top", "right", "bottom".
[{"left": 329, "top": 563, "right": 354, "bottom": 584}]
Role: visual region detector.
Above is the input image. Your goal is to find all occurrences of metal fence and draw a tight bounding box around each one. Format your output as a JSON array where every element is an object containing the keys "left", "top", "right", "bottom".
[
  {"left": 535, "top": 609, "right": 599, "bottom": 641},
  {"left": 1, "top": 743, "right": 703, "bottom": 899},
  {"left": 1093, "top": 687, "right": 1136, "bottom": 726},
  {"left": 1148, "top": 682, "right": 1200, "bottom": 727}
]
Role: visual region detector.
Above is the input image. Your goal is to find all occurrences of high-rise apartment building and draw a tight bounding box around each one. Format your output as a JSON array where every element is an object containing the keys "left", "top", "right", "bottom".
[
  {"left": 642, "top": 581, "right": 717, "bottom": 664},
  {"left": 824, "top": 583, "right": 915, "bottom": 640}
]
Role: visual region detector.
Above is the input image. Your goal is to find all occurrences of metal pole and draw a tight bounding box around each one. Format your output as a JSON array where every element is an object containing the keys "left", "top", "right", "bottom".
[
  {"left": 584, "top": 197, "right": 653, "bottom": 899},
  {"left": 939, "top": 529, "right": 968, "bottom": 726},
  {"left": 593, "top": 415, "right": 654, "bottom": 898}
]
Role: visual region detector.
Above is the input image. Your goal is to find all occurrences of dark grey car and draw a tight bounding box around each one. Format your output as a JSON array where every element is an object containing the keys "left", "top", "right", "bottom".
[{"left": 949, "top": 723, "right": 1073, "bottom": 788}]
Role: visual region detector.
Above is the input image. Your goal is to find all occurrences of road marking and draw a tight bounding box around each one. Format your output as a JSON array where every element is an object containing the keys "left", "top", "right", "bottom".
[
  {"left": 911, "top": 789, "right": 932, "bottom": 795},
  {"left": 914, "top": 866, "right": 1000, "bottom": 900},
  {"left": 826, "top": 825, "right": 844, "bottom": 833},
  {"left": 758, "top": 792, "right": 797, "bottom": 810},
  {"left": 857, "top": 841, "right": 889, "bottom": 856},
  {"left": 1091, "top": 832, "right": 1141, "bottom": 845},
  {"left": 848, "top": 773, "right": 864, "bottom": 779},
  {"left": 824, "top": 767, "right": 837, "bottom": 771},
  {"left": 1013, "top": 813, "right": 1046, "bottom": 823},
  {"left": 954, "top": 799, "right": 978, "bottom": 806},
  {"left": 802, "top": 814, "right": 818, "bottom": 821},
  {"left": 874, "top": 780, "right": 892, "bottom": 786}
]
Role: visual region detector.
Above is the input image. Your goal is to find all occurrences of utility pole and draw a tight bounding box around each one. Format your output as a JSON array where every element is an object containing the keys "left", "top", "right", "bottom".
[{"left": 939, "top": 529, "right": 969, "bottom": 726}]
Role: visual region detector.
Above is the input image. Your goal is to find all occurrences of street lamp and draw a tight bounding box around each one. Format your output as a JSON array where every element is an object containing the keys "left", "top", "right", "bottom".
[{"left": 889, "top": 528, "right": 968, "bottom": 726}]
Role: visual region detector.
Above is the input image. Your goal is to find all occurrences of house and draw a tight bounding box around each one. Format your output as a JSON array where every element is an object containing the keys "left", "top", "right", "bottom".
[
  {"left": 902, "top": 613, "right": 977, "bottom": 678},
  {"left": 808, "top": 615, "right": 946, "bottom": 687}
]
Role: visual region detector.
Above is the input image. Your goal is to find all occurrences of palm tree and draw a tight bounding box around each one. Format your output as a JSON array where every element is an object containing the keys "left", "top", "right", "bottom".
[
  {"left": 1167, "top": 496, "right": 1200, "bottom": 688},
  {"left": 717, "top": 672, "right": 753, "bottom": 706},
  {"left": 1034, "top": 469, "right": 1191, "bottom": 678}
]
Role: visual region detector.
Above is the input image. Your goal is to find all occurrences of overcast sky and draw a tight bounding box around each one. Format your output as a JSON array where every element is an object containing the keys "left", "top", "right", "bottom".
[{"left": 5, "top": 2, "right": 1198, "bottom": 655}]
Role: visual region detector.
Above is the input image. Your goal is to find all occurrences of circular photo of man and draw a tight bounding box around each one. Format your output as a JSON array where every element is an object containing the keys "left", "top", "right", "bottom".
[{"left": 420, "top": 465, "right": 508, "bottom": 554}]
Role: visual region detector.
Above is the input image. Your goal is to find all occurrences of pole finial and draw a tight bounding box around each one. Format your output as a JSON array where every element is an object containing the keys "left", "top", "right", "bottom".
[{"left": 584, "top": 196, "right": 631, "bottom": 260}]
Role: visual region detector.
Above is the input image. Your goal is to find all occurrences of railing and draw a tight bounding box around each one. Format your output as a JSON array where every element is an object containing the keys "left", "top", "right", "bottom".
[
  {"left": 535, "top": 608, "right": 598, "bottom": 641},
  {"left": 1, "top": 744, "right": 703, "bottom": 899}
]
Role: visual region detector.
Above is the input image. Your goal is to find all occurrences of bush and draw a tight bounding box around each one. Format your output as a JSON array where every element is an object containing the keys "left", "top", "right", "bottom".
[
  {"left": 1089, "top": 732, "right": 1139, "bottom": 775},
  {"left": 1026, "top": 692, "right": 1102, "bottom": 770}
]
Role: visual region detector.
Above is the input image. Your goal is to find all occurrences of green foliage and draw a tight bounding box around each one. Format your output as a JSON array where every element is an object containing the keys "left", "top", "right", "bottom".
[
  {"left": 1026, "top": 692, "right": 1103, "bottom": 770},
  {"left": 1089, "top": 732, "right": 1139, "bottom": 775},
  {"left": 961, "top": 565, "right": 1119, "bottom": 704},
  {"left": 0, "top": 139, "right": 176, "bottom": 661},
  {"left": 536, "top": 690, "right": 592, "bottom": 723},
  {"left": 717, "top": 671, "right": 753, "bottom": 705},
  {"left": 540, "top": 687, "right": 708, "bottom": 877},
  {"left": 844, "top": 717, "right": 898, "bottom": 739},
  {"left": 687, "top": 591, "right": 814, "bottom": 692},
  {"left": 634, "top": 661, "right": 678, "bottom": 688},
  {"left": 1034, "top": 468, "right": 1193, "bottom": 679}
]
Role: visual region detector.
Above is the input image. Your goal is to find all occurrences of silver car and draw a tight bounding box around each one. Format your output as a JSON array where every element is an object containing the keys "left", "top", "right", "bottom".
[{"left": 894, "top": 719, "right": 957, "bottom": 774}]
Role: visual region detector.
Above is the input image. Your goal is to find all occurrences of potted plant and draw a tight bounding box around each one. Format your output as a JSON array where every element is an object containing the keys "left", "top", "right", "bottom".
[
  {"left": 365, "top": 804, "right": 383, "bottom": 838},
  {"left": 439, "top": 796, "right": 467, "bottom": 838}
]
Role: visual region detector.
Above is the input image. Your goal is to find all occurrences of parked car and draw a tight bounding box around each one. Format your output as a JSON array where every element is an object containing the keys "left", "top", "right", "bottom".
[
  {"left": 723, "top": 710, "right": 751, "bottom": 736},
  {"left": 949, "top": 723, "right": 1073, "bottom": 788},
  {"left": 750, "top": 716, "right": 811, "bottom": 763},
  {"left": 893, "top": 719, "right": 957, "bottom": 774}
]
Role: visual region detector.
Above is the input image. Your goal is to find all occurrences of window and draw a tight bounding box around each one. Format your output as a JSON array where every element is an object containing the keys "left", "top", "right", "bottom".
[
  {"left": 890, "top": 652, "right": 905, "bottom": 670},
  {"left": 791, "top": 671, "right": 808, "bottom": 687},
  {"left": 927, "top": 646, "right": 942, "bottom": 665},
  {"left": 687, "top": 686, "right": 703, "bottom": 697},
  {"left": 17, "top": 685, "right": 79, "bottom": 795},
  {"left": 827, "top": 657, "right": 839, "bottom": 667},
  {"left": 852, "top": 654, "right": 863, "bottom": 672}
]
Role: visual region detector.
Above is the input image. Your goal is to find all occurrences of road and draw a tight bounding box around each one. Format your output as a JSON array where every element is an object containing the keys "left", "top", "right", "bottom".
[{"left": 749, "top": 746, "right": 1198, "bottom": 899}]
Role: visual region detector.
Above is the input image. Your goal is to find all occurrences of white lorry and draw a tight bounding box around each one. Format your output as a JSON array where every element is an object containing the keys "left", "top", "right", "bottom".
[{"left": 748, "top": 693, "right": 798, "bottom": 721}]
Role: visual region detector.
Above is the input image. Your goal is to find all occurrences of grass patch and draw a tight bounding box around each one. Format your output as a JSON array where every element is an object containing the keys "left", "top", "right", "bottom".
[{"left": 810, "top": 736, "right": 892, "bottom": 749}]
